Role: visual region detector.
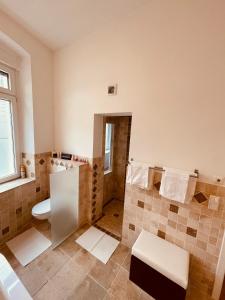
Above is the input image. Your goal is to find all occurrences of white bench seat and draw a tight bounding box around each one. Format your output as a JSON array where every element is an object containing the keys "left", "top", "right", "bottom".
[{"left": 131, "top": 230, "right": 189, "bottom": 290}]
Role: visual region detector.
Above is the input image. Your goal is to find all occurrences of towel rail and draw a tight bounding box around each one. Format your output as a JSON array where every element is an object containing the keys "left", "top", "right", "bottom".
[
  {"left": 150, "top": 166, "right": 199, "bottom": 178},
  {"left": 129, "top": 160, "right": 199, "bottom": 179}
]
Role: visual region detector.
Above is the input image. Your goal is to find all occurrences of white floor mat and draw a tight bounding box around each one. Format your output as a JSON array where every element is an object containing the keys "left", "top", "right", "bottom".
[
  {"left": 6, "top": 227, "right": 52, "bottom": 266},
  {"left": 91, "top": 234, "right": 120, "bottom": 264},
  {"left": 76, "top": 226, "right": 105, "bottom": 251},
  {"left": 75, "top": 226, "right": 119, "bottom": 264}
]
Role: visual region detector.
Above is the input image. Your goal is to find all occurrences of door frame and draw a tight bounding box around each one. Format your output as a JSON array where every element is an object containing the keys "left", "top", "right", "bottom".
[{"left": 92, "top": 112, "right": 132, "bottom": 230}]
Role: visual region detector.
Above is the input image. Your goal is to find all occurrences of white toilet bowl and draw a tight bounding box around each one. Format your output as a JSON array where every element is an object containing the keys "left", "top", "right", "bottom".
[{"left": 32, "top": 198, "right": 51, "bottom": 220}]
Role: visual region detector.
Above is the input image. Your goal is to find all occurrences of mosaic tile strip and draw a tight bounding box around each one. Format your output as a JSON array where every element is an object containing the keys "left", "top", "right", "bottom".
[{"left": 94, "top": 224, "right": 121, "bottom": 241}]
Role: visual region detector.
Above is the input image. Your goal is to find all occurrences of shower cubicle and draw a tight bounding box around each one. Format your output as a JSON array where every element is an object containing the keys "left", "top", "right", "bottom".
[{"left": 50, "top": 167, "right": 79, "bottom": 248}]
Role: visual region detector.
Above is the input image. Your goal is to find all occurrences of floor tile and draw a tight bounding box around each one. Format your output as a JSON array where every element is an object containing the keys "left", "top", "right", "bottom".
[
  {"left": 36, "top": 248, "right": 69, "bottom": 279},
  {"left": 89, "top": 259, "right": 120, "bottom": 289},
  {"left": 67, "top": 275, "right": 106, "bottom": 300},
  {"left": 49, "top": 257, "right": 88, "bottom": 299},
  {"left": 19, "top": 263, "right": 48, "bottom": 296},
  {"left": 73, "top": 224, "right": 91, "bottom": 238},
  {"left": 107, "top": 266, "right": 141, "bottom": 300},
  {"left": 140, "top": 290, "right": 155, "bottom": 300},
  {"left": 71, "top": 248, "right": 97, "bottom": 273},
  {"left": 33, "top": 280, "right": 61, "bottom": 300},
  {"left": 122, "top": 252, "right": 131, "bottom": 271},
  {"left": 96, "top": 199, "right": 124, "bottom": 238},
  {"left": 57, "top": 235, "right": 81, "bottom": 258},
  {"left": 110, "top": 243, "right": 130, "bottom": 265}
]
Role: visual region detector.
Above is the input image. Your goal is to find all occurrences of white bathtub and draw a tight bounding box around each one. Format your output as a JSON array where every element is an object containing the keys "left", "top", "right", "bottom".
[{"left": 0, "top": 254, "right": 32, "bottom": 300}]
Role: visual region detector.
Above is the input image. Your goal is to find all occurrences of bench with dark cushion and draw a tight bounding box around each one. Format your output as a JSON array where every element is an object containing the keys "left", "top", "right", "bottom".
[{"left": 129, "top": 230, "right": 190, "bottom": 300}]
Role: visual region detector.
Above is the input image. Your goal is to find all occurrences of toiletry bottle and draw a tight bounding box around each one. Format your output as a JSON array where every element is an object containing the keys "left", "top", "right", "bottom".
[{"left": 20, "top": 164, "right": 26, "bottom": 179}]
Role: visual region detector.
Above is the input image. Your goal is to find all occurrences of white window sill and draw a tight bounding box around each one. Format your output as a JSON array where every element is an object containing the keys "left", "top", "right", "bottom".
[{"left": 0, "top": 178, "right": 35, "bottom": 194}]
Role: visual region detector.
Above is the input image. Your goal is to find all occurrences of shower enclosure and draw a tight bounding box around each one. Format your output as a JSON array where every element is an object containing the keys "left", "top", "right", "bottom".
[{"left": 50, "top": 168, "right": 79, "bottom": 248}]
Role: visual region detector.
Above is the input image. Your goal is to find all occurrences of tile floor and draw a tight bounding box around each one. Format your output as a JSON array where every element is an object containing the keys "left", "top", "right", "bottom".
[
  {"left": 0, "top": 220, "right": 213, "bottom": 300},
  {"left": 0, "top": 220, "right": 152, "bottom": 300},
  {"left": 95, "top": 199, "right": 124, "bottom": 239}
]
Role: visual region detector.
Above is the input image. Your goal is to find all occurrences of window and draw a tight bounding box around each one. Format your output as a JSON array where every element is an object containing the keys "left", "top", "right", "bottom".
[
  {"left": 0, "top": 71, "right": 9, "bottom": 89},
  {"left": 0, "top": 64, "right": 19, "bottom": 183},
  {"left": 104, "top": 123, "right": 114, "bottom": 174}
]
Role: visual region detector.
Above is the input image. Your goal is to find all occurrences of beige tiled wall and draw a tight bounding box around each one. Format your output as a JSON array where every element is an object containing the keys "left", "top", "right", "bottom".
[
  {"left": 22, "top": 152, "right": 51, "bottom": 201},
  {"left": 0, "top": 152, "right": 51, "bottom": 245},
  {"left": 122, "top": 177, "right": 225, "bottom": 297},
  {"left": 0, "top": 181, "right": 36, "bottom": 245},
  {"left": 35, "top": 152, "right": 51, "bottom": 202},
  {"left": 22, "top": 153, "right": 35, "bottom": 179}
]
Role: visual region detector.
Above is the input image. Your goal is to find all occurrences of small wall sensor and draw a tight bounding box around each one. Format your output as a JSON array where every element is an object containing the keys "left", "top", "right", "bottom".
[{"left": 108, "top": 84, "right": 117, "bottom": 95}]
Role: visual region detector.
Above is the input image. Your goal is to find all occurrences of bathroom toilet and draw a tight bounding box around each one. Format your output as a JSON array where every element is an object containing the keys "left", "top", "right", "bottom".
[{"left": 32, "top": 198, "right": 51, "bottom": 220}]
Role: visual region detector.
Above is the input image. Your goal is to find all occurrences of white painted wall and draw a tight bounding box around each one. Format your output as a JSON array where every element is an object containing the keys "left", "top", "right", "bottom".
[
  {"left": 0, "top": 44, "right": 21, "bottom": 70},
  {"left": 18, "top": 56, "right": 35, "bottom": 154},
  {"left": 54, "top": 0, "right": 225, "bottom": 179},
  {"left": 0, "top": 10, "right": 53, "bottom": 153}
]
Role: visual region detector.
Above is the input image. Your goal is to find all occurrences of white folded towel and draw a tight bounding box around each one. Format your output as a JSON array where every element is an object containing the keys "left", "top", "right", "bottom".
[
  {"left": 159, "top": 168, "right": 191, "bottom": 203},
  {"left": 126, "top": 162, "right": 153, "bottom": 189}
]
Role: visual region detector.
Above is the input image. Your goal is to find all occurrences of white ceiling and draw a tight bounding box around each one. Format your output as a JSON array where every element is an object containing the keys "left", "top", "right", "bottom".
[{"left": 0, "top": 0, "right": 149, "bottom": 50}]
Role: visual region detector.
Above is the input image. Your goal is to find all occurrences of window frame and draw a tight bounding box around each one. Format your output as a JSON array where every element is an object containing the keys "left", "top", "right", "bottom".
[
  {"left": 0, "top": 63, "right": 19, "bottom": 184},
  {"left": 0, "top": 63, "right": 16, "bottom": 96},
  {"left": 104, "top": 123, "right": 114, "bottom": 175}
]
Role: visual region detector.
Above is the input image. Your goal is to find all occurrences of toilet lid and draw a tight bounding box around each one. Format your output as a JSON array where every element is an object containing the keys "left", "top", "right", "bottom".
[{"left": 32, "top": 198, "right": 51, "bottom": 215}]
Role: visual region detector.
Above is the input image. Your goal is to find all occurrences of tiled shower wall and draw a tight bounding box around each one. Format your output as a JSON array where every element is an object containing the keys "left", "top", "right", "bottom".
[
  {"left": 103, "top": 116, "right": 131, "bottom": 204},
  {"left": 122, "top": 175, "right": 225, "bottom": 297}
]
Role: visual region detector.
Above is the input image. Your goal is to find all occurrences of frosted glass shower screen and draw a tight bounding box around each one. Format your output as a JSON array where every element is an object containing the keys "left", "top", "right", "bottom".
[{"left": 50, "top": 168, "right": 79, "bottom": 248}]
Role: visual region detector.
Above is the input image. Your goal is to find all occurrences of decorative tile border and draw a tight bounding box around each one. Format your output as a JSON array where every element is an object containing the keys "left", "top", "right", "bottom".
[{"left": 90, "top": 157, "right": 104, "bottom": 223}]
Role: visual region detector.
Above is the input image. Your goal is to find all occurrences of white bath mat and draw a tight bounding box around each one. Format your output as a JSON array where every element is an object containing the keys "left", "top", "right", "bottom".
[
  {"left": 6, "top": 227, "right": 52, "bottom": 266},
  {"left": 75, "top": 226, "right": 119, "bottom": 264},
  {"left": 91, "top": 234, "right": 120, "bottom": 264},
  {"left": 76, "top": 226, "right": 105, "bottom": 251}
]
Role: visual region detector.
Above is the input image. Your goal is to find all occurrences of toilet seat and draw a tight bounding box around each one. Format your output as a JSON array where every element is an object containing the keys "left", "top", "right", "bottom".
[{"left": 32, "top": 198, "right": 51, "bottom": 219}]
